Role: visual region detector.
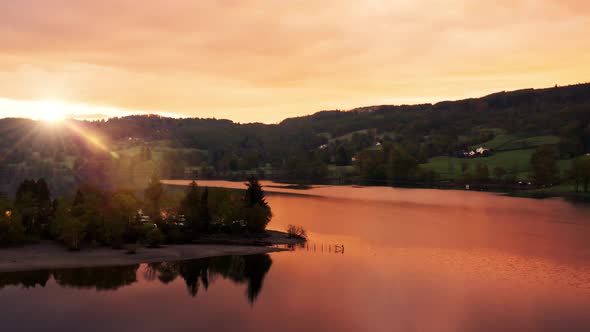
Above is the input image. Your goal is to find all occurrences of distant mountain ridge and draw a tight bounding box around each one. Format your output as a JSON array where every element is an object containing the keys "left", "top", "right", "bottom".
[{"left": 1, "top": 83, "right": 589, "bottom": 194}]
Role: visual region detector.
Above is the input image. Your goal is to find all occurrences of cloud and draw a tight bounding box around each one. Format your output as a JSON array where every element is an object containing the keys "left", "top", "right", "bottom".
[{"left": 0, "top": 0, "right": 589, "bottom": 123}]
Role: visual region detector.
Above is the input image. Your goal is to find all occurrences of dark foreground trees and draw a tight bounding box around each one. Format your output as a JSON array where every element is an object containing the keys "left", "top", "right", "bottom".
[
  {"left": 531, "top": 145, "right": 560, "bottom": 185},
  {"left": 0, "top": 176, "right": 273, "bottom": 249},
  {"left": 243, "top": 177, "right": 272, "bottom": 232},
  {"left": 356, "top": 143, "right": 434, "bottom": 185},
  {"left": 569, "top": 155, "right": 590, "bottom": 192}
]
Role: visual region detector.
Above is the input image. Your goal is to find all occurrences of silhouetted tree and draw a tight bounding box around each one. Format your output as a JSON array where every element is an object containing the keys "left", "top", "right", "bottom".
[
  {"left": 569, "top": 155, "right": 590, "bottom": 192},
  {"left": 243, "top": 177, "right": 271, "bottom": 232},
  {"left": 144, "top": 172, "right": 164, "bottom": 219},
  {"left": 474, "top": 163, "right": 490, "bottom": 182},
  {"left": 14, "top": 178, "right": 53, "bottom": 233},
  {"left": 493, "top": 166, "right": 507, "bottom": 181},
  {"left": 335, "top": 145, "right": 350, "bottom": 166},
  {"left": 199, "top": 187, "right": 211, "bottom": 230},
  {"left": 531, "top": 145, "right": 560, "bottom": 185},
  {"left": 244, "top": 177, "right": 266, "bottom": 207},
  {"left": 181, "top": 181, "right": 202, "bottom": 233}
]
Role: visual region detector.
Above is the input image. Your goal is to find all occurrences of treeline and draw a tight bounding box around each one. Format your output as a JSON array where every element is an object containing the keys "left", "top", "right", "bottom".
[
  {"left": 82, "top": 83, "right": 590, "bottom": 160},
  {"left": 355, "top": 142, "right": 436, "bottom": 185},
  {"left": 1, "top": 83, "right": 590, "bottom": 191},
  {"left": 0, "top": 176, "right": 272, "bottom": 249},
  {"left": 352, "top": 141, "right": 590, "bottom": 190}
]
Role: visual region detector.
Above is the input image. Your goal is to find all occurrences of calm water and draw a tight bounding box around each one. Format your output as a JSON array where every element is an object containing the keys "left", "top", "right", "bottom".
[{"left": 2, "top": 182, "right": 590, "bottom": 331}]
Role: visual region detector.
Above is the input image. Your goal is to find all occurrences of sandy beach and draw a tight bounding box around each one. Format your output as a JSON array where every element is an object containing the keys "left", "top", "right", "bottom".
[
  {"left": 0, "top": 230, "right": 304, "bottom": 273},
  {"left": 0, "top": 243, "right": 287, "bottom": 273}
]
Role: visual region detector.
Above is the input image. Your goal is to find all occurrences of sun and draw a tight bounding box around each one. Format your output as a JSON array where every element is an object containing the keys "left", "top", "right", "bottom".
[{"left": 36, "top": 100, "right": 67, "bottom": 122}]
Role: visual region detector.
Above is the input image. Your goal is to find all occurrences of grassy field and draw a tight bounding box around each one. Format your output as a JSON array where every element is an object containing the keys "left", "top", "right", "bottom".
[
  {"left": 328, "top": 129, "right": 375, "bottom": 143},
  {"left": 421, "top": 149, "right": 572, "bottom": 180},
  {"left": 114, "top": 143, "right": 206, "bottom": 162},
  {"left": 470, "top": 135, "right": 559, "bottom": 151},
  {"left": 469, "top": 134, "right": 516, "bottom": 150}
]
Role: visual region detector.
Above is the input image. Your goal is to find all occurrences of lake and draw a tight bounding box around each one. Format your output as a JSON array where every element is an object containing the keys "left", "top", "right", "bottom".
[{"left": 1, "top": 181, "right": 590, "bottom": 331}]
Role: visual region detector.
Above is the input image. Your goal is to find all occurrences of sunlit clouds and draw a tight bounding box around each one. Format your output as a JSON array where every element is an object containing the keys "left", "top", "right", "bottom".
[{"left": 0, "top": 0, "right": 589, "bottom": 123}]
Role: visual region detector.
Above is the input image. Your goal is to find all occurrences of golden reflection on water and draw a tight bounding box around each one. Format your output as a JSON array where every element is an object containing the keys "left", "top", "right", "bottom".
[
  {"left": 1, "top": 181, "right": 590, "bottom": 331},
  {"left": 169, "top": 180, "right": 590, "bottom": 296}
]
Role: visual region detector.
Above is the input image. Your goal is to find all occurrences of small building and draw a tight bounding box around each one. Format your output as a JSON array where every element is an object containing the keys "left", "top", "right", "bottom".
[{"left": 475, "top": 147, "right": 488, "bottom": 154}]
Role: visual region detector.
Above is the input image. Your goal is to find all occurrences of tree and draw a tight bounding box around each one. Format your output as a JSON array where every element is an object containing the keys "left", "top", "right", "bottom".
[
  {"left": 181, "top": 181, "right": 202, "bottom": 233},
  {"left": 199, "top": 187, "right": 211, "bottom": 230},
  {"left": 144, "top": 172, "right": 164, "bottom": 219},
  {"left": 357, "top": 150, "right": 387, "bottom": 184},
  {"left": 493, "top": 166, "right": 507, "bottom": 182},
  {"left": 53, "top": 200, "right": 86, "bottom": 250},
  {"left": 474, "top": 163, "right": 490, "bottom": 182},
  {"left": 0, "top": 209, "right": 26, "bottom": 246},
  {"left": 106, "top": 192, "right": 140, "bottom": 247},
  {"left": 334, "top": 145, "right": 350, "bottom": 166},
  {"left": 531, "top": 145, "right": 560, "bottom": 185},
  {"left": 146, "top": 228, "right": 164, "bottom": 248},
  {"left": 569, "top": 155, "right": 590, "bottom": 192},
  {"left": 387, "top": 144, "right": 418, "bottom": 184},
  {"left": 244, "top": 177, "right": 267, "bottom": 207},
  {"left": 68, "top": 184, "right": 106, "bottom": 245},
  {"left": 243, "top": 177, "right": 271, "bottom": 232},
  {"left": 14, "top": 178, "right": 53, "bottom": 233}
]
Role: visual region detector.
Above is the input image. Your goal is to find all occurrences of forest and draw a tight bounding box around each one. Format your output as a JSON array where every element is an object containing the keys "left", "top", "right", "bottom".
[
  {"left": 0, "top": 177, "right": 272, "bottom": 249},
  {"left": 1, "top": 83, "right": 590, "bottom": 196}
]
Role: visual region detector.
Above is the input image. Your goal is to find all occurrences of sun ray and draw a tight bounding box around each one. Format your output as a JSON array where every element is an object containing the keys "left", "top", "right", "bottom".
[{"left": 61, "top": 120, "right": 118, "bottom": 158}]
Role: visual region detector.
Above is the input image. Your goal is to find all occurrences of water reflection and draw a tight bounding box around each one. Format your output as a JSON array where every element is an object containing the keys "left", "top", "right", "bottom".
[
  {"left": 145, "top": 254, "right": 273, "bottom": 302},
  {"left": 53, "top": 265, "right": 139, "bottom": 291},
  {"left": 0, "top": 270, "right": 51, "bottom": 289},
  {"left": 2, "top": 183, "right": 590, "bottom": 331},
  {"left": 0, "top": 254, "right": 272, "bottom": 303}
]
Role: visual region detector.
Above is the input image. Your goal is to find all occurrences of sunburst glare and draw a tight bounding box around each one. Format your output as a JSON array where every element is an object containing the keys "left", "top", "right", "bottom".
[{"left": 36, "top": 100, "right": 67, "bottom": 123}]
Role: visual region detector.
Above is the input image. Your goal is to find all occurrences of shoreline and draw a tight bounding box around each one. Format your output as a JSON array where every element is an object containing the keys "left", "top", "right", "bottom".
[
  {"left": 0, "top": 230, "right": 303, "bottom": 273},
  {"left": 0, "top": 243, "right": 287, "bottom": 273},
  {"left": 163, "top": 179, "right": 590, "bottom": 203}
]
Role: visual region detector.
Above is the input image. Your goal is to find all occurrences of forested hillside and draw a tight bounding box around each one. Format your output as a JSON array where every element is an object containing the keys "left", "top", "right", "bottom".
[{"left": 1, "top": 83, "right": 590, "bottom": 195}]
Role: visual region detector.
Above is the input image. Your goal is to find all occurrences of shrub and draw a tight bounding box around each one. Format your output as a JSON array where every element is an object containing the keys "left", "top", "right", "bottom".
[
  {"left": 242, "top": 205, "right": 272, "bottom": 233},
  {"left": 0, "top": 213, "right": 26, "bottom": 246},
  {"left": 286, "top": 224, "right": 307, "bottom": 239},
  {"left": 146, "top": 228, "right": 164, "bottom": 248}
]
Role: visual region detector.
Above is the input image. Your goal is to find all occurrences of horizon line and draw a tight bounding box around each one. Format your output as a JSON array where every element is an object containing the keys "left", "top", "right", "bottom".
[{"left": 1, "top": 81, "right": 588, "bottom": 125}]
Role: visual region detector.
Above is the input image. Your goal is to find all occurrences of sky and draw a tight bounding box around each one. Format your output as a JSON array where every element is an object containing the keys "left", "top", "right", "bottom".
[{"left": 0, "top": 0, "right": 589, "bottom": 123}]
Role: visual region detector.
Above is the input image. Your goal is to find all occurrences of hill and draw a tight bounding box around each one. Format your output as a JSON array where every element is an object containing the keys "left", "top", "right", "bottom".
[{"left": 1, "top": 83, "right": 589, "bottom": 195}]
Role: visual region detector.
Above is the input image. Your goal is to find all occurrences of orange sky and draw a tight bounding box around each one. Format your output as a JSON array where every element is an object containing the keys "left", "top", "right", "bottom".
[{"left": 0, "top": 0, "right": 589, "bottom": 123}]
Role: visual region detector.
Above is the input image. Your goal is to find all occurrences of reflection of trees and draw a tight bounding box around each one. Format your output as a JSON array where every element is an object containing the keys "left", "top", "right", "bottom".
[
  {"left": 0, "top": 270, "right": 51, "bottom": 289},
  {"left": 179, "top": 258, "right": 211, "bottom": 297},
  {"left": 0, "top": 265, "right": 139, "bottom": 291},
  {"left": 0, "top": 254, "right": 272, "bottom": 302},
  {"left": 145, "top": 262, "right": 178, "bottom": 284},
  {"left": 147, "top": 254, "right": 273, "bottom": 303},
  {"left": 52, "top": 265, "right": 139, "bottom": 291}
]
